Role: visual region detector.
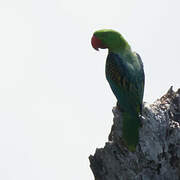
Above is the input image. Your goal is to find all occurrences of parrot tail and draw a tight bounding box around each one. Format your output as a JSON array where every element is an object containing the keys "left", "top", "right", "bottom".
[{"left": 121, "top": 110, "right": 141, "bottom": 152}]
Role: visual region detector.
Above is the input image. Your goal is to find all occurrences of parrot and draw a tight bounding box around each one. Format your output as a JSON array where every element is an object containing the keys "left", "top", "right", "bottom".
[{"left": 91, "top": 29, "right": 145, "bottom": 151}]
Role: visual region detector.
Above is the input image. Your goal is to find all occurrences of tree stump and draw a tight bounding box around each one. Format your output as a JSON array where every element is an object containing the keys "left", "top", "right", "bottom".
[{"left": 89, "top": 87, "right": 180, "bottom": 180}]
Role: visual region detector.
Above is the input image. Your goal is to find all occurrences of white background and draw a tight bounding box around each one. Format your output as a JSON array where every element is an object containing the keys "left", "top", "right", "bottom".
[{"left": 0, "top": 0, "right": 180, "bottom": 179}]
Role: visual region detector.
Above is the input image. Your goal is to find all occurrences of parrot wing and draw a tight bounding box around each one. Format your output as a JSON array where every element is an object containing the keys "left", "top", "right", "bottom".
[{"left": 105, "top": 52, "right": 144, "bottom": 114}]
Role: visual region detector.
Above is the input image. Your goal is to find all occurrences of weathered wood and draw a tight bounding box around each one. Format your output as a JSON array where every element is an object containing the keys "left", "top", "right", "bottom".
[{"left": 89, "top": 87, "right": 180, "bottom": 180}]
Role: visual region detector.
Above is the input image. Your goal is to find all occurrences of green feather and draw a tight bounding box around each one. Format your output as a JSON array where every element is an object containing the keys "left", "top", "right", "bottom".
[
  {"left": 122, "top": 111, "right": 140, "bottom": 152},
  {"left": 93, "top": 29, "right": 145, "bottom": 151},
  {"left": 93, "top": 29, "right": 131, "bottom": 54}
]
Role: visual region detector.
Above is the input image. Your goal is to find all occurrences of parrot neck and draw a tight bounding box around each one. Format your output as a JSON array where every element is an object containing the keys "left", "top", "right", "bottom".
[
  {"left": 108, "top": 45, "right": 132, "bottom": 58},
  {"left": 108, "top": 47, "right": 137, "bottom": 66},
  {"left": 108, "top": 42, "right": 131, "bottom": 55},
  {"left": 107, "top": 34, "right": 131, "bottom": 55}
]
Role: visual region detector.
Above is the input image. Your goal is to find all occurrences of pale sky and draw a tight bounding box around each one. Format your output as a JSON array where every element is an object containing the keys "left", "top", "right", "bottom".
[{"left": 0, "top": 0, "right": 180, "bottom": 179}]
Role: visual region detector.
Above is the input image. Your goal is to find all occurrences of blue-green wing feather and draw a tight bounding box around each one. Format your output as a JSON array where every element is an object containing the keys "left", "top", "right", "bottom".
[
  {"left": 105, "top": 52, "right": 144, "bottom": 151},
  {"left": 106, "top": 52, "right": 144, "bottom": 113}
]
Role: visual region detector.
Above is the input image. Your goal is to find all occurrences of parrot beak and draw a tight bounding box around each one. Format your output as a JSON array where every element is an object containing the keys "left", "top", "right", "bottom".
[
  {"left": 91, "top": 35, "right": 100, "bottom": 51},
  {"left": 91, "top": 35, "right": 107, "bottom": 51}
]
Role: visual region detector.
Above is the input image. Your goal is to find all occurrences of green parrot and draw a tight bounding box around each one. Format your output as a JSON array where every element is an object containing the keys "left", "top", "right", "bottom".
[{"left": 91, "top": 29, "right": 145, "bottom": 151}]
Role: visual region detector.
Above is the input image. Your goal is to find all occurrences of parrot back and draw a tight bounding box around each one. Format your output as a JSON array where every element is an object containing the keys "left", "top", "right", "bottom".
[{"left": 105, "top": 52, "right": 144, "bottom": 151}]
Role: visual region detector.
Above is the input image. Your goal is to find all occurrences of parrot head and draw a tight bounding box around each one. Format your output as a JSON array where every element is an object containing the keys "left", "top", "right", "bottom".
[{"left": 91, "top": 29, "right": 130, "bottom": 53}]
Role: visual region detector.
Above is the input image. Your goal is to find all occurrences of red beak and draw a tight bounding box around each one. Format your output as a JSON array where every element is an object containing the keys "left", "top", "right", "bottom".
[
  {"left": 91, "top": 35, "right": 107, "bottom": 51},
  {"left": 91, "top": 35, "right": 100, "bottom": 51}
]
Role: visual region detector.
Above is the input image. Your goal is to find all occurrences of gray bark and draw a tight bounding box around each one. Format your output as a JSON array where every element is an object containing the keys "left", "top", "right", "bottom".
[{"left": 89, "top": 87, "right": 180, "bottom": 180}]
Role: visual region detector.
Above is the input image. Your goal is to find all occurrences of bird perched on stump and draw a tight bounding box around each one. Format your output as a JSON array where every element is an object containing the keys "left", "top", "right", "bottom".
[{"left": 91, "top": 29, "right": 145, "bottom": 151}]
